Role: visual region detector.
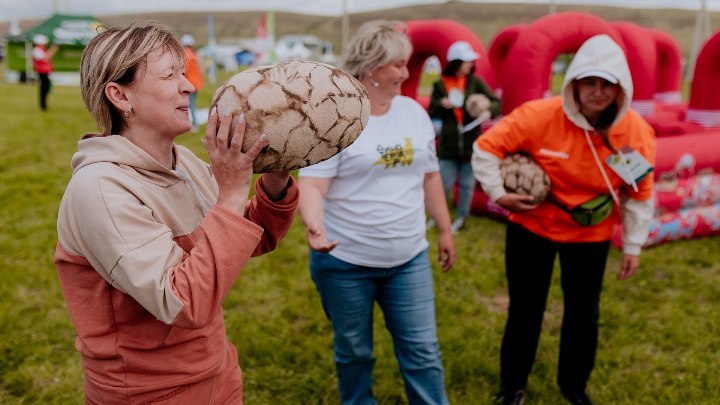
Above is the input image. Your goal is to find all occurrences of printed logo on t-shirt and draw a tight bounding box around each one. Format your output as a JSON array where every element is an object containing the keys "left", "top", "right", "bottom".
[{"left": 374, "top": 138, "right": 414, "bottom": 168}]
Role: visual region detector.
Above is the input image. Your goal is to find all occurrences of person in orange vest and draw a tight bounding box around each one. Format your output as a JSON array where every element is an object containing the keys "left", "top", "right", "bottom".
[
  {"left": 473, "top": 34, "right": 655, "bottom": 405},
  {"left": 32, "top": 34, "right": 58, "bottom": 111},
  {"left": 181, "top": 34, "right": 203, "bottom": 132},
  {"left": 429, "top": 40, "right": 501, "bottom": 234}
]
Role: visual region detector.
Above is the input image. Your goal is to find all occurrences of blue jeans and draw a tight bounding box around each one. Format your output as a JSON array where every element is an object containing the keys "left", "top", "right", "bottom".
[
  {"left": 310, "top": 249, "right": 449, "bottom": 405},
  {"left": 439, "top": 159, "right": 475, "bottom": 219}
]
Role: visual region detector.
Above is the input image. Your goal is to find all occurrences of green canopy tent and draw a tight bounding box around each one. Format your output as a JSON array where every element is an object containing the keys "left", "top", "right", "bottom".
[{"left": 5, "top": 14, "right": 104, "bottom": 80}]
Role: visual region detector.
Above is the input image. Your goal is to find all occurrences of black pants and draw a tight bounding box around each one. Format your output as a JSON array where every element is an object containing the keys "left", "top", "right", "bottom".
[
  {"left": 500, "top": 222, "right": 609, "bottom": 395},
  {"left": 38, "top": 73, "right": 51, "bottom": 110}
]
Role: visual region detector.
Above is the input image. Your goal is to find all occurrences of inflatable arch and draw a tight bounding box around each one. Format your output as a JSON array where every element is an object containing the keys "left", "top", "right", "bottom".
[
  {"left": 403, "top": 19, "right": 495, "bottom": 108},
  {"left": 687, "top": 30, "right": 720, "bottom": 127},
  {"left": 644, "top": 29, "right": 720, "bottom": 135},
  {"left": 613, "top": 22, "right": 657, "bottom": 115},
  {"left": 652, "top": 29, "right": 683, "bottom": 103},
  {"left": 486, "top": 24, "right": 525, "bottom": 99},
  {"left": 489, "top": 12, "right": 683, "bottom": 117},
  {"left": 493, "top": 12, "right": 626, "bottom": 114},
  {"left": 641, "top": 29, "right": 685, "bottom": 135}
]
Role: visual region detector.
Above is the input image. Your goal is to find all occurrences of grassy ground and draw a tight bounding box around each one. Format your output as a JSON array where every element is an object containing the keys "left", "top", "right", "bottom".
[{"left": 0, "top": 72, "right": 719, "bottom": 404}]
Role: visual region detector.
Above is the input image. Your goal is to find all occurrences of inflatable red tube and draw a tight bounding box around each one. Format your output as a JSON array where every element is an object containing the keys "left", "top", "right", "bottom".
[
  {"left": 487, "top": 24, "right": 525, "bottom": 99},
  {"left": 655, "top": 132, "right": 720, "bottom": 177},
  {"left": 687, "top": 30, "right": 720, "bottom": 127},
  {"left": 613, "top": 21, "right": 656, "bottom": 115},
  {"left": 404, "top": 19, "right": 494, "bottom": 104},
  {"left": 651, "top": 29, "right": 683, "bottom": 104},
  {"left": 499, "top": 12, "right": 624, "bottom": 114}
]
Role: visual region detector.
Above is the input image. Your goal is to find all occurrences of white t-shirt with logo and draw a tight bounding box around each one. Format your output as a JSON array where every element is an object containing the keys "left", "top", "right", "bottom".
[{"left": 299, "top": 96, "right": 440, "bottom": 268}]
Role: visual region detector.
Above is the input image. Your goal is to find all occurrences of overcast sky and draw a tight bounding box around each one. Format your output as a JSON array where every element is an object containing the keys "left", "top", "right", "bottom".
[{"left": 1, "top": 0, "right": 717, "bottom": 22}]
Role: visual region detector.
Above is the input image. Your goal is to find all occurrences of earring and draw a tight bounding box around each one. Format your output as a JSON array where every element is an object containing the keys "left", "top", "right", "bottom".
[
  {"left": 124, "top": 106, "right": 132, "bottom": 118},
  {"left": 368, "top": 72, "right": 380, "bottom": 88}
]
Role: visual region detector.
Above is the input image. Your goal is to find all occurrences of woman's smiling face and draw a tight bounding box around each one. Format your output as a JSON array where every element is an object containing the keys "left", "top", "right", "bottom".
[
  {"left": 370, "top": 58, "right": 410, "bottom": 100},
  {"left": 123, "top": 48, "right": 195, "bottom": 138}
]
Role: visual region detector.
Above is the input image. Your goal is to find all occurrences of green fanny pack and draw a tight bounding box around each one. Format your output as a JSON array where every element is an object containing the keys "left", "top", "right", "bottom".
[{"left": 558, "top": 195, "right": 615, "bottom": 227}]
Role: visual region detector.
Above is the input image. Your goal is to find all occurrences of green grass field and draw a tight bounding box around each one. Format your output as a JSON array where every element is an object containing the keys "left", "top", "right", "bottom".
[{"left": 0, "top": 72, "right": 718, "bottom": 404}]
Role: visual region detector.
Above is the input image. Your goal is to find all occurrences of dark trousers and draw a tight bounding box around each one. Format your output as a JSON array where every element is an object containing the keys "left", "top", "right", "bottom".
[
  {"left": 38, "top": 73, "right": 51, "bottom": 110},
  {"left": 500, "top": 222, "right": 609, "bottom": 395}
]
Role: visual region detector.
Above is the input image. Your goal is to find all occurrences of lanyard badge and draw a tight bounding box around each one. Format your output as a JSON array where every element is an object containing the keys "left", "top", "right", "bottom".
[{"left": 605, "top": 146, "right": 653, "bottom": 191}]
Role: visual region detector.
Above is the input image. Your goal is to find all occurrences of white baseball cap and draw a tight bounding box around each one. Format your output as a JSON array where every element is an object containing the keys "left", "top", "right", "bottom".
[
  {"left": 180, "top": 34, "right": 195, "bottom": 46},
  {"left": 575, "top": 69, "right": 618, "bottom": 84},
  {"left": 33, "top": 34, "right": 49, "bottom": 45},
  {"left": 447, "top": 41, "right": 479, "bottom": 62}
]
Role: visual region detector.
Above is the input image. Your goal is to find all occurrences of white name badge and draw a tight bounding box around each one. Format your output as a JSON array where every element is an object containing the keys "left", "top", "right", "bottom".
[
  {"left": 448, "top": 88, "right": 465, "bottom": 108},
  {"left": 606, "top": 146, "right": 653, "bottom": 190}
]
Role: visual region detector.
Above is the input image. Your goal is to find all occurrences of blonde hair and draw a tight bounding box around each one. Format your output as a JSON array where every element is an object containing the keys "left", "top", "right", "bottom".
[
  {"left": 80, "top": 22, "right": 184, "bottom": 135},
  {"left": 342, "top": 20, "right": 413, "bottom": 79}
]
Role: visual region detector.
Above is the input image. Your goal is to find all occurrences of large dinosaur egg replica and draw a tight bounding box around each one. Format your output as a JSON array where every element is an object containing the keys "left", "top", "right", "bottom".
[
  {"left": 499, "top": 153, "right": 551, "bottom": 202},
  {"left": 211, "top": 61, "right": 370, "bottom": 172}
]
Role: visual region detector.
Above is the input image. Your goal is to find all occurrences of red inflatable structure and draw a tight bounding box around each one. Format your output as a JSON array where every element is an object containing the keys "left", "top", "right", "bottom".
[
  {"left": 403, "top": 19, "right": 495, "bottom": 109},
  {"left": 491, "top": 13, "right": 628, "bottom": 114},
  {"left": 652, "top": 29, "right": 683, "bottom": 104},
  {"left": 405, "top": 12, "right": 720, "bottom": 247}
]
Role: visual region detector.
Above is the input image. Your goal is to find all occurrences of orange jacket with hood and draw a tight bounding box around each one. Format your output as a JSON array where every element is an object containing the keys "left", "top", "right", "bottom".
[{"left": 472, "top": 34, "right": 656, "bottom": 255}]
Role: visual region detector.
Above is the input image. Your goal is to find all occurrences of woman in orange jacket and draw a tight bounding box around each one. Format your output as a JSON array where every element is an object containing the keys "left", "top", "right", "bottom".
[{"left": 472, "top": 35, "right": 655, "bottom": 405}]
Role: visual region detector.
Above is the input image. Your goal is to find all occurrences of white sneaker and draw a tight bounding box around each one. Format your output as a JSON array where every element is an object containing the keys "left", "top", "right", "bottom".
[
  {"left": 426, "top": 218, "right": 436, "bottom": 229},
  {"left": 450, "top": 217, "right": 465, "bottom": 234}
]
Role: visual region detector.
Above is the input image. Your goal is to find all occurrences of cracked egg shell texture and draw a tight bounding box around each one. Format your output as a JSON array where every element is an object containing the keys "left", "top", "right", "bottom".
[{"left": 211, "top": 61, "right": 370, "bottom": 172}]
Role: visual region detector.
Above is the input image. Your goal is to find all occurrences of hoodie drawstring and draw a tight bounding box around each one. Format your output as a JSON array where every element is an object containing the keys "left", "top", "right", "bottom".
[
  {"left": 173, "top": 167, "right": 214, "bottom": 215},
  {"left": 583, "top": 129, "right": 620, "bottom": 206}
]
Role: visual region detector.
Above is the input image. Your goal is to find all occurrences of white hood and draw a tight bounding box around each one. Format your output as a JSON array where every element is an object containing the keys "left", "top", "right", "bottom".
[{"left": 562, "top": 34, "right": 633, "bottom": 130}]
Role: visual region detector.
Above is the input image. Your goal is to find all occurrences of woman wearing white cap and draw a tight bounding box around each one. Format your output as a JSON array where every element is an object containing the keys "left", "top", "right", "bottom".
[
  {"left": 32, "top": 33, "right": 58, "bottom": 110},
  {"left": 472, "top": 35, "right": 656, "bottom": 405},
  {"left": 429, "top": 40, "right": 501, "bottom": 233}
]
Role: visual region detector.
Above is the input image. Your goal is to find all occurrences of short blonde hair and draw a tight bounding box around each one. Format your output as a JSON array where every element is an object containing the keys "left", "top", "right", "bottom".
[
  {"left": 80, "top": 22, "right": 184, "bottom": 135},
  {"left": 342, "top": 20, "right": 413, "bottom": 79}
]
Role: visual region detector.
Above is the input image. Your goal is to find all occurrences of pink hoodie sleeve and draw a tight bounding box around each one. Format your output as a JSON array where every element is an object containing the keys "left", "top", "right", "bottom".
[
  {"left": 246, "top": 175, "right": 300, "bottom": 256},
  {"left": 170, "top": 205, "right": 262, "bottom": 328},
  {"left": 170, "top": 175, "right": 298, "bottom": 328}
]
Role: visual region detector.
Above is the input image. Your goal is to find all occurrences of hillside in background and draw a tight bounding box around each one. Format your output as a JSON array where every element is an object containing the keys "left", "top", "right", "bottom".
[{"left": 3, "top": 2, "right": 719, "bottom": 59}]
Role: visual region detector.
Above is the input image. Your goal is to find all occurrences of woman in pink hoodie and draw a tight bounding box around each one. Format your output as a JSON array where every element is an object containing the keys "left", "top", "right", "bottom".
[{"left": 55, "top": 22, "right": 298, "bottom": 404}]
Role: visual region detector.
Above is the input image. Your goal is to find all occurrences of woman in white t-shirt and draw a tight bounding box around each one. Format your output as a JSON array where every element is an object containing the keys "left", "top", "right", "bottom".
[{"left": 298, "top": 20, "right": 455, "bottom": 405}]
